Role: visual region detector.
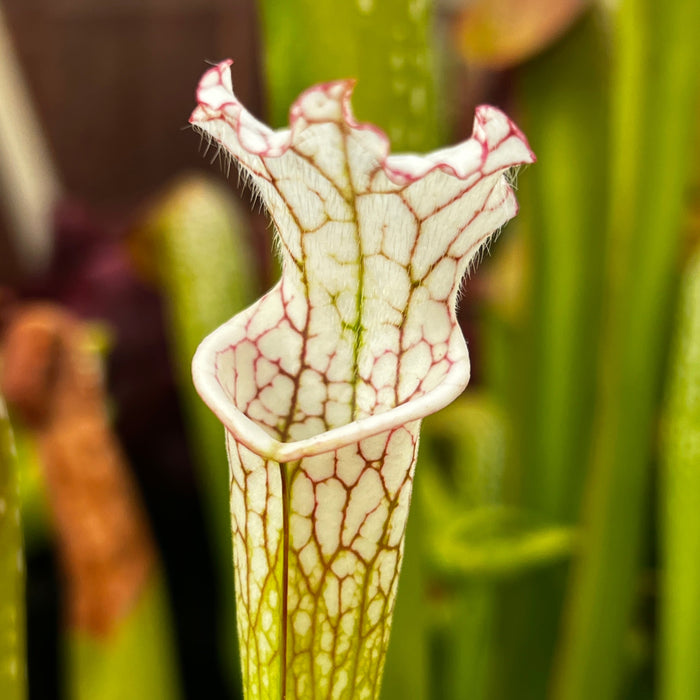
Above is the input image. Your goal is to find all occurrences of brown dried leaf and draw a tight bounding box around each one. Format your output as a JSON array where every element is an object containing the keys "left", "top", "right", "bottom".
[{"left": 1, "top": 305, "right": 155, "bottom": 638}]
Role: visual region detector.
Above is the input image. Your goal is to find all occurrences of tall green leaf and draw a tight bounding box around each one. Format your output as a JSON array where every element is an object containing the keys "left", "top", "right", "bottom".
[
  {"left": 660, "top": 246, "right": 700, "bottom": 700},
  {"left": 135, "top": 175, "right": 258, "bottom": 692},
  {"left": 489, "top": 12, "right": 610, "bottom": 699},
  {"left": 0, "top": 399, "right": 26, "bottom": 700},
  {"left": 513, "top": 9, "right": 609, "bottom": 525},
  {"left": 553, "top": 0, "right": 700, "bottom": 698},
  {"left": 258, "top": 0, "right": 442, "bottom": 150}
]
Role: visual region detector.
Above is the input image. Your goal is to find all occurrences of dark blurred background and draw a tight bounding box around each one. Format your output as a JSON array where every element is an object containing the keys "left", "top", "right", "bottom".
[{"left": 2, "top": 0, "right": 262, "bottom": 231}]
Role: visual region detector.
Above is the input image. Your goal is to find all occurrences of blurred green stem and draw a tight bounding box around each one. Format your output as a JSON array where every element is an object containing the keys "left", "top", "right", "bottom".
[
  {"left": 70, "top": 575, "right": 180, "bottom": 700},
  {"left": 138, "top": 175, "right": 257, "bottom": 692},
  {"left": 258, "top": 0, "right": 442, "bottom": 148},
  {"left": 553, "top": 0, "right": 700, "bottom": 698},
  {"left": 660, "top": 247, "right": 700, "bottom": 700},
  {"left": 0, "top": 399, "right": 26, "bottom": 700},
  {"left": 488, "top": 12, "right": 609, "bottom": 698},
  {"left": 419, "top": 397, "right": 507, "bottom": 700},
  {"left": 514, "top": 10, "right": 608, "bottom": 525}
]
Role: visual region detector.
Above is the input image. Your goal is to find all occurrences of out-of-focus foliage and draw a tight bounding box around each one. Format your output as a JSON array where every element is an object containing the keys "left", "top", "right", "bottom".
[
  {"left": 131, "top": 175, "right": 256, "bottom": 566},
  {"left": 1, "top": 306, "right": 181, "bottom": 700},
  {"left": 0, "top": 398, "right": 26, "bottom": 700},
  {"left": 131, "top": 175, "right": 258, "bottom": 693},
  {"left": 661, "top": 247, "right": 700, "bottom": 700},
  {"left": 418, "top": 398, "right": 576, "bottom": 700},
  {"left": 421, "top": 400, "right": 576, "bottom": 581},
  {"left": 420, "top": 397, "right": 507, "bottom": 700},
  {"left": 258, "top": 0, "right": 443, "bottom": 150},
  {"left": 454, "top": 0, "right": 589, "bottom": 68},
  {"left": 12, "top": 431, "right": 49, "bottom": 550},
  {"left": 481, "top": 11, "right": 610, "bottom": 698},
  {"left": 69, "top": 576, "right": 180, "bottom": 700},
  {"left": 552, "top": 0, "right": 700, "bottom": 697}
]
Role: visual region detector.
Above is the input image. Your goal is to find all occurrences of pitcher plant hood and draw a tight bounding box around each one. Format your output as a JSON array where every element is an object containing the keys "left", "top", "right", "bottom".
[{"left": 190, "top": 60, "right": 533, "bottom": 699}]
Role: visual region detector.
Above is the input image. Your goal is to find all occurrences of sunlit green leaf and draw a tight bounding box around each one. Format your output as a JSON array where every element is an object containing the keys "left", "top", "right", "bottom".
[
  {"left": 660, "top": 247, "right": 700, "bottom": 700},
  {"left": 0, "top": 399, "right": 26, "bottom": 700}
]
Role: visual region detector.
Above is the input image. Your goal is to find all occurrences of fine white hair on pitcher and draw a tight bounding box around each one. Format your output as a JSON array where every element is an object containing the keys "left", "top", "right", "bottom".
[{"left": 194, "top": 124, "right": 268, "bottom": 215}]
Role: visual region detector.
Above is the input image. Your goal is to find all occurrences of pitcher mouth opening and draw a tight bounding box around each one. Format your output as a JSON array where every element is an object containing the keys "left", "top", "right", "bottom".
[{"left": 192, "top": 315, "right": 470, "bottom": 464}]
